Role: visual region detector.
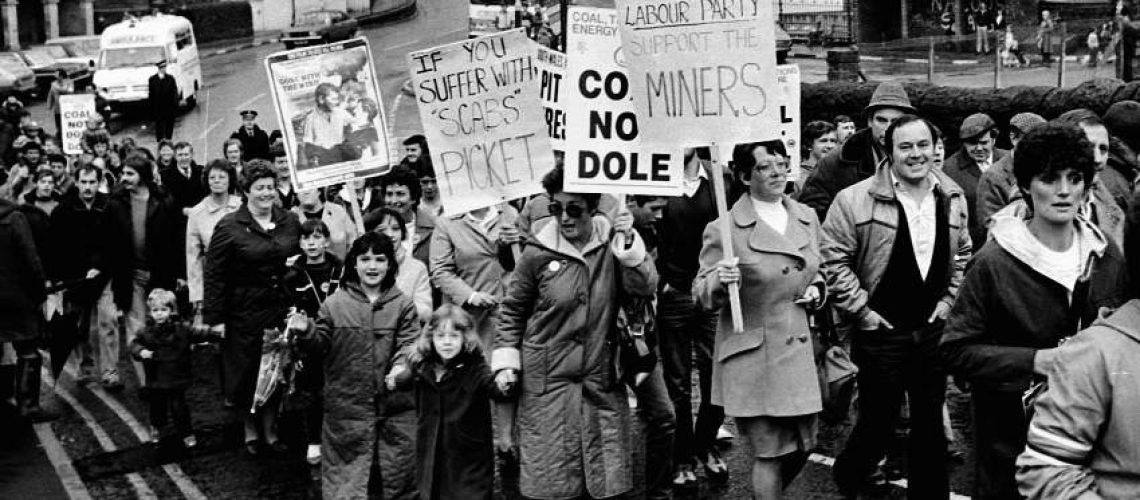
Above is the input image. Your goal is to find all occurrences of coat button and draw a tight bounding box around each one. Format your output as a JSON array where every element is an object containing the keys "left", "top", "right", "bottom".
[
  {"left": 786, "top": 336, "right": 795, "bottom": 345},
  {"left": 782, "top": 267, "right": 790, "bottom": 275},
  {"left": 795, "top": 263, "right": 804, "bottom": 271},
  {"left": 799, "top": 335, "right": 810, "bottom": 343}
]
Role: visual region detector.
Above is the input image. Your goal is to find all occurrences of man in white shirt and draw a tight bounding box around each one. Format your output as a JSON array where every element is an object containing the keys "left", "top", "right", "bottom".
[
  {"left": 943, "top": 112, "right": 1010, "bottom": 250},
  {"left": 822, "top": 115, "right": 973, "bottom": 500}
]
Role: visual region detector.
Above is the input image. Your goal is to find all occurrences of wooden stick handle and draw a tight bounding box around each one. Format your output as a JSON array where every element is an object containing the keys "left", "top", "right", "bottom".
[{"left": 709, "top": 144, "right": 744, "bottom": 334}]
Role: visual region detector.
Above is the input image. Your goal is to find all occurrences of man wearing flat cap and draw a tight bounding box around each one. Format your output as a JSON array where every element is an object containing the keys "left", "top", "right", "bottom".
[
  {"left": 943, "top": 112, "right": 1009, "bottom": 250},
  {"left": 230, "top": 110, "right": 271, "bottom": 162},
  {"left": 799, "top": 81, "right": 917, "bottom": 221},
  {"left": 147, "top": 60, "right": 178, "bottom": 142},
  {"left": 975, "top": 112, "right": 1045, "bottom": 233}
]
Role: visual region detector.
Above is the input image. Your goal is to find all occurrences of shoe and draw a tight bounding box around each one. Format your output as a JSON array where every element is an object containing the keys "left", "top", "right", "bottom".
[
  {"left": 306, "top": 444, "right": 321, "bottom": 465},
  {"left": 148, "top": 425, "right": 160, "bottom": 443},
  {"left": 702, "top": 449, "right": 729, "bottom": 484},
  {"left": 267, "top": 440, "right": 288, "bottom": 454},
  {"left": 716, "top": 425, "right": 734, "bottom": 442},
  {"left": 244, "top": 439, "right": 261, "bottom": 456},
  {"left": 183, "top": 435, "right": 197, "bottom": 448},
  {"left": 15, "top": 354, "right": 59, "bottom": 423},
  {"left": 76, "top": 366, "right": 98, "bottom": 385},
  {"left": 102, "top": 377, "right": 124, "bottom": 392},
  {"left": 672, "top": 463, "right": 698, "bottom": 489}
]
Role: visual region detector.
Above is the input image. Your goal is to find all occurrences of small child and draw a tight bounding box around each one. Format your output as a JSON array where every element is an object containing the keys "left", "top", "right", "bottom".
[
  {"left": 386, "top": 304, "right": 514, "bottom": 500},
  {"left": 129, "top": 289, "right": 219, "bottom": 448},
  {"left": 282, "top": 219, "right": 343, "bottom": 465}
]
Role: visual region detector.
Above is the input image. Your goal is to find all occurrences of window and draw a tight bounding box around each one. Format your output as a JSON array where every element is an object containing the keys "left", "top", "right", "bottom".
[
  {"left": 99, "top": 46, "right": 165, "bottom": 69},
  {"left": 175, "top": 29, "right": 193, "bottom": 50}
]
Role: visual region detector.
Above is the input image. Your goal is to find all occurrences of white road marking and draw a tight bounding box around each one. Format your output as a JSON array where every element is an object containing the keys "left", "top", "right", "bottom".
[
  {"left": 234, "top": 92, "right": 267, "bottom": 113},
  {"left": 386, "top": 91, "right": 405, "bottom": 152},
  {"left": 385, "top": 28, "right": 468, "bottom": 52},
  {"left": 33, "top": 422, "right": 94, "bottom": 500},
  {"left": 204, "top": 118, "right": 225, "bottom": 135},
  {"left": 63, "top": 366, "right": 209, "bottom": 500},
  {"left": 807, "top": 453, "right": 972, "bottom": 500},
  {"left": 42, "top": 368, "right": 157, "bottom": 499}
]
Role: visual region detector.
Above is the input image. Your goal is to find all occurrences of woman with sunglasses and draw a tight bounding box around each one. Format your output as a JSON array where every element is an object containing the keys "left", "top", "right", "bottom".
[
  {"left": 695, "top": 140, "right": 826, "bottom": 500},
  {"left": 492, "top": 166, "right": 657, "bottom": 499}
]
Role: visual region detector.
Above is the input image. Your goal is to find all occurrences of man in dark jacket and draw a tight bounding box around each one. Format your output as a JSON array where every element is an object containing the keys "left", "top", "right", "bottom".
[
  {"left": 230, "top": 110, "right": 271, "bottom": 162},
  {"left": 147, "top": 60, "right": 178, "bottom": 141},
  {"left": 50, "top": 164, "right": 117, "bottom": 387},
  {"left": 159, "top": 141, "right": 205, "bottom": 282},
  {"left": 943, "top": 113, "right": 1010, "bottom": 249},
  {"left": 798, "top": 81, "right": 916, "bottom": 221},
  {"left": 106, "top": 153, "right": 180, "bottom": 387},
  {"left": 0, "top": 197, "right": 56, "bottom": 421}
]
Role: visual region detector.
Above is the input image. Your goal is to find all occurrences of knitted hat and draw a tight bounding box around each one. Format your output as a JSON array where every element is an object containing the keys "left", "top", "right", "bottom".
[
  {"left": 1008, "top": 112, "right": 1046, "bottom": 134},
  {"left": 863, "top": 81, "right": 916, "bottom": 117},
  {"left": 1104, "top": 101, "right": 1140, "bottom": 151},
  {"left": 959, "top": 113, "right": 996, "bottom": 140}
]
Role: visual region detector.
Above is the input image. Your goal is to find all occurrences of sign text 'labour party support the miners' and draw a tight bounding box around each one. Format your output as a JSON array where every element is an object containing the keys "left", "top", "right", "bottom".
[
  {"left": 563, "top": 6, "right": 681, "bottom": 196},
  {"left": 409, "top": 29, "right": 551, "bottom": 216},
  {"left": 615, "top": 0, "right": 781, "bottom": 146}
]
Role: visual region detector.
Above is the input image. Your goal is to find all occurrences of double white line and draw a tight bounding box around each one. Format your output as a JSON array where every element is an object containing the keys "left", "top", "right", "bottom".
[{"left": 38, "top": 363, "right": 208, "bottom": 500}]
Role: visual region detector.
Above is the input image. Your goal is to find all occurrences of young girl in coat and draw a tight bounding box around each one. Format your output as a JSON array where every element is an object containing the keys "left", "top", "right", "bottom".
[
  {"left": 129, "top": 289, "right": 220, "bottom": 448},
  {"left": 386, "top": 304, "right": 514, "bottom": 500},
  {"left": 290, "top": 232, "right": 420, "bottom": 500}
]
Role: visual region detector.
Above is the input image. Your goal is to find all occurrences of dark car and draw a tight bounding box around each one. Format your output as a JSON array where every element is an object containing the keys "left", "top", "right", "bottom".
[
  {"left": 19, "top": 47, "right": 91, "bottom": 97},
  {"left": 776, "top": 25, "right": 792, "bottom": 64},
  {"left": 282, "top": 10, "right": 359, "bottom": 49}
]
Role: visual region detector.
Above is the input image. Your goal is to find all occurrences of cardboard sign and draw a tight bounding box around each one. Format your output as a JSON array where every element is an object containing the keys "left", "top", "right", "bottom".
[
  {"left": 615, "top": 0, "right": 781, "bottom": 146},
  {"left": 265, "top": 38, "right": 393, "bottom": 191},
  {"left": 408, "top": 29, "right": 552, "bottom": 216},
  {"left": 59, "top": 94, "right": 96, "bottom": 155},
  {"left": 535, "top": 45, "right": 567, "bottom": 152},
  {"left": 774, "top": 65, "right": 801, "bottom": 182},
  {"left": 563, "top": 6, "right": 681, "bottom": 196}
]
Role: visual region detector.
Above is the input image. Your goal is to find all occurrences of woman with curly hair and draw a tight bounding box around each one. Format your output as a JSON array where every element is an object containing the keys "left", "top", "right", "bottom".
[{"left": 797, "top": 120, "right": 837, "bottom": 193}]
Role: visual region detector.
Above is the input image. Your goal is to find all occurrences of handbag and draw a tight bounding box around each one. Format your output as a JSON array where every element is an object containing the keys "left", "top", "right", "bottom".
[
  {"left": 609, "top": 245, "right": 657, "bottom": 390},
  {"left": 812, "top": 307, "right": 858, "bottom": 423}
]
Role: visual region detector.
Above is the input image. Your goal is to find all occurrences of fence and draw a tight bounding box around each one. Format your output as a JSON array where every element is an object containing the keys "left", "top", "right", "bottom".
[{"left": 776, "top": 0, "right": 856, "bottom": 46}]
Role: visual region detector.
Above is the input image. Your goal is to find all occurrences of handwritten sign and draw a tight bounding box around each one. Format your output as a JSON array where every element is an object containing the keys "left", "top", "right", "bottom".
[
  {"left": 265, "top": 38, "right": 393, "bottom": 191},
  {"left": 615, "top": 0, "right": 780, "bottom": 145},
  {"left": 58, "top": 94, "right": 96, "bottom": 155},
  {"left": 408, "top": 29, "right": 552, "bottom": 216},
  {"left": 714, "top": 64, "right": 801, "bottom": 181},
  {"left": 535, "top": 44, "right": 566, "bottom": 152},
  {"left": 563, "top": 6, "right": 681, "bottom": 196}
]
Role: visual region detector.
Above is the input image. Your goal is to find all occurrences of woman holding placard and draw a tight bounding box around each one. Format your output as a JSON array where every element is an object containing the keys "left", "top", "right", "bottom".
[{"left": 694, "top": 140, "right": 825, "bottom": 499}]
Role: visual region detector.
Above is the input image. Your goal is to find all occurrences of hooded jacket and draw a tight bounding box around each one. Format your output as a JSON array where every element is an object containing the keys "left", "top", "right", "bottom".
[
  {"left": 798, "top": 127, "right": 882, "bottom": 221},
  {"left": 493, "top": 215, "right": 656, "bottom": 500},
  {"left": 941, "top": 214, "right": 1129, "bottom": 392},
  {"left": 1016, "top": 299, "right": 1140, "bottom": 499}
]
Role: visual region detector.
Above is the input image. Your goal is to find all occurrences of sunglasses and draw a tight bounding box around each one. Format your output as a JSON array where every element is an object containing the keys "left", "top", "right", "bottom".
[{"left": 548, "top": 202, "right": 587, "bottom": 218}]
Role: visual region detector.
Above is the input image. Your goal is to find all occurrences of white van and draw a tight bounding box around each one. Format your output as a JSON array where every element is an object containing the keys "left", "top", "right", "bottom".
[{"left": 93, "top": 14, "right": 202, "bottom": 108}]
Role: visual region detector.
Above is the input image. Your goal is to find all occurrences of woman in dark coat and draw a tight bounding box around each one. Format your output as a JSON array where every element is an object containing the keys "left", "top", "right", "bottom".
[{"left": 203, "top": 159, "right": 301, "bottom": 454}]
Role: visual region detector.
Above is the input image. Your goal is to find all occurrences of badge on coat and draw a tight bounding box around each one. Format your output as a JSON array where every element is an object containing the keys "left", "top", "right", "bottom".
[{"left": 548, "top": 261, "right": 562, "bottom": 273}]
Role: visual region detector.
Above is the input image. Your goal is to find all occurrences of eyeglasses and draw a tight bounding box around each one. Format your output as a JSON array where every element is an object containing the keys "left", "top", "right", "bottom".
[
  {"left": 548, "top": 202, "right": 587, "bottom": 218},
  {"left": 754, "top": 160, "right": 790, "bottom": 173}
]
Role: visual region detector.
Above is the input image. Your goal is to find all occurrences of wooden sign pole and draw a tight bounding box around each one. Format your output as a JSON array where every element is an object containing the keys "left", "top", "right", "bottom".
[{"left": 708, "top": 143, "right": 744, "bottom": 334}]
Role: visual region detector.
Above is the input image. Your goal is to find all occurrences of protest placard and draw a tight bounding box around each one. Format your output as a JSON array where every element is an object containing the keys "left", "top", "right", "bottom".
[
  {"left": 264, "top": 38, "right": 393, "bottom": 191},
  {"left": 408, "top": 29, "right": 552, "bottom": 216},
  {"left": 615, "top": 0, "right": 780, "bottom": 146},
  {"left": 59, "top": 94, "right": 96, "bottom": 155},
  {"left": 775, "top": 65, "right": 802, "bottom": 182},
  {"left": 535, "top": 44, "right": 567, "bottom": 152},
  {"left": 563, "top": 6, "right": 681, "bottom": 196}
]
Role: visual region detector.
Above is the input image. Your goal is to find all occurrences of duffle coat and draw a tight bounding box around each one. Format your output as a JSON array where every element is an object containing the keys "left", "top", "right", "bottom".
[
  {"left": 492, "top": 216, "right": 657, "bottom": 500},
  {"left": 693, "top": 195, "right": 825, "bottom": 417}
]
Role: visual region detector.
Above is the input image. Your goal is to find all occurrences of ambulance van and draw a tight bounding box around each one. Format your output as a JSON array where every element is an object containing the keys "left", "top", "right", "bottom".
[{"left": 93, "top": 14, "right": 202, "bottom": 109}]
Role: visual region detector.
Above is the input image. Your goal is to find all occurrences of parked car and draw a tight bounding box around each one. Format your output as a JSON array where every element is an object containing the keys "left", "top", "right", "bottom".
[
  {"left": 0, "top": 52, "right": 37, "bottom": 99},
  {"left": 282, "top": 10, "right": 358, "bottom": 49},
  {"left": 19, "top": 47, "right": 91, "bottom": 96},
  {"left": 41, "top": 35, "right": 101, "bottom": 68},
  {"left": 776, "top": 25, "right": 792, "bottom": 64}
]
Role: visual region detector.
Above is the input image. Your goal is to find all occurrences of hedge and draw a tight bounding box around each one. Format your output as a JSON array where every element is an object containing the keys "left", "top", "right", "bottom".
[
  {"left": 173, "top": 2, "right": 253, "bottom": 44},
  {"left": 802, "top": 78, "right": 1137, "bottom": 152}
]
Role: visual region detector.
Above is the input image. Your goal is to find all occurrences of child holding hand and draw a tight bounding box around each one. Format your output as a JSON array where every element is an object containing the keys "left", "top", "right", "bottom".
[
  {"left": 386, "top": 304, "right": 516, "bottom": 500},
  {"left": 130, "top": 289, "right": 221, "bottom": 448}
]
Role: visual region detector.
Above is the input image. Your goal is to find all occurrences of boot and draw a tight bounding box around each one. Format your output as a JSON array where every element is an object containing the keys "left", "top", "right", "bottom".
[{"left": 16, "top": 354, "right": 59, "bottom": 422}]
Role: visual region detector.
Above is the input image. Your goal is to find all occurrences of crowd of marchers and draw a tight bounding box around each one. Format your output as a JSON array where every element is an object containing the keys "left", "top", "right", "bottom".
[{"left": 3, "top": 78, "right": 1140, "bottom": 500}]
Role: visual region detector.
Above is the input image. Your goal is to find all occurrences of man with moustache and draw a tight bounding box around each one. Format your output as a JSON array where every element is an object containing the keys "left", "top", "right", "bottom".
[
  {"left": 160, "top": 142, "right": 206, "bottom": 284},
  {"left": 943, "top": 113, "right": 1010, "bottom": 249},
  {"left": 822, "top": 115, "right": 971, "bottom": 499},
  {"left": 300, "top": 83, "right": 350, "bottom": 167},
  {"left": 50, "top": 164, "right": 117, "bottom": 387},
  {"left": 106, "top": 154, "right": 180, "bottom": 388}
]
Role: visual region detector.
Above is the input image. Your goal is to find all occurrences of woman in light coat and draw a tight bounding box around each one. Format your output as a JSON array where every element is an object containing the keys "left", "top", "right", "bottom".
[
  {"left": 185, "top": 160, "right": 241, "bottom": 311},
  {"left": 694, "top": 141, "right": 825, "bottom": 500}
]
